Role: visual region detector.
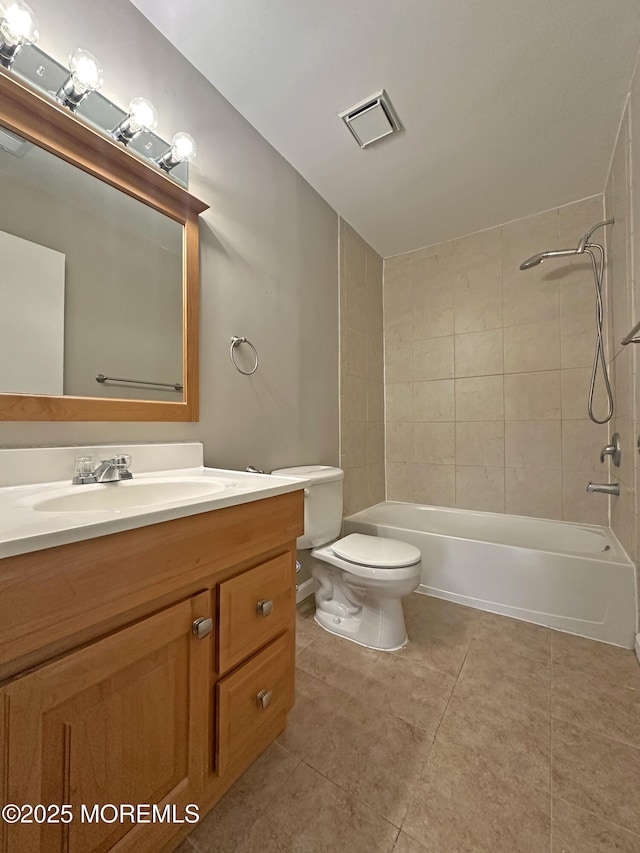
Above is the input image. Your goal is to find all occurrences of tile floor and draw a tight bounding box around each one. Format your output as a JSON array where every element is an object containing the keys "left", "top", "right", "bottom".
[{"left": 179, "top": 593, "right": 640, "bottom": 853}]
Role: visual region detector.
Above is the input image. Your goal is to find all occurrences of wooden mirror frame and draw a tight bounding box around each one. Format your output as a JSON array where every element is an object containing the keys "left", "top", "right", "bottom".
[{"left": 0, "top": 69, "right": 208, "bottom": 421}]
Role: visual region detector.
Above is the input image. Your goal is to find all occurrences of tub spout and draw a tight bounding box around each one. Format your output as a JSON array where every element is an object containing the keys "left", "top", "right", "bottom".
[{"left": 586, "top": 482, "right": 620, "bottom": 496}]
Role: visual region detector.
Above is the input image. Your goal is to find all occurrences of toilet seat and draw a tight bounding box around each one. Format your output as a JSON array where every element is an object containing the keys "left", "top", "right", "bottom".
[
  {"left": 312, "top": 534, "right": 422, "bottom": 582},
  {"left": 332, "top": 533, "right": 421, "bottom": 568}
]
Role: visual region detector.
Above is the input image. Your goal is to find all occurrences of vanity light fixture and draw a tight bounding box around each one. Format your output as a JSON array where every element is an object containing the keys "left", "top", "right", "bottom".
[
  {"left": 56, "top": 47, "right": 103, "bottom": 112},
  {"left": 0, "top": 1, "right": 38, "bottom": 69},
  {"left": 156, "top": 131, "right": 196, "bottom": 172},
  {"left": 112, "top": 96, "right": 158, "bottom": 145}
]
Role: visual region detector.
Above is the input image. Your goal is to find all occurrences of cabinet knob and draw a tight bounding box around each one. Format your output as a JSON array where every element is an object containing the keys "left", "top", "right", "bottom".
[
  {"left": 192, "top": 617, "right": 213, "bottom": 639},
  {"left": 257, "top": 689, "right": 272, "bottom": 710},
  {"left": 256, "top": 599, "right": 273, "bottom": 617}
]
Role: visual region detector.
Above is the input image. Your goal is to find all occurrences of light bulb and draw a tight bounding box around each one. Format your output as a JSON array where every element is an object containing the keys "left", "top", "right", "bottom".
[
  {"left": 128, "top": 97, "right": 158, "bottom": 133},
  {"left": 68, "top": 47, "right": 103, "bottom": 93},
  {"left": 171, "top": 132, "right": 196, "bottom": 162},
  {"left": 156, "top": 132, "right": 197, "bottom": 173},
  {"left": 112, "top": 96, "right": 158, "bottom": 145},
  {"left": 56, "top": 47, "right": 103, "bottom": 112},
  {"left": 0, "top": 1, "right": 38, "bottom": 68}
]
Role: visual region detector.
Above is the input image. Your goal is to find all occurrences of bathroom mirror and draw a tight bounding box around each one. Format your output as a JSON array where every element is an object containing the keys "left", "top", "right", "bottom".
[{"left": 0, "top": 69, "right": 207, "bottom": 421}]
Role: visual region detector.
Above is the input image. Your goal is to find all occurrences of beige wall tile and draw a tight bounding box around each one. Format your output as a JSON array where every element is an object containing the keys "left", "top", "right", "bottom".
[
  {"left": 385, "top": 340, "right": 412, "bottom": 383},
  {"left": 368, "top": 336, "right": 384, "bottom": 381},
  {"left": 367, "top": 422, "right": 385, "bottom": 466},
  {"left": 455, "top": 329, "right": 504, "bottom": 378},
  {"left": 342, "top": 327, "right": 368, "bottom": 378},
  {"left": 386, "top": 382, "right": 412, "bottom": 422},
  {"left": 341, "top": 421, "right": 367, "bottom": 469},
  {"left": 560, "top": 310, "right": 595, "bottom": 370},
  {"left": 387, "top": 462, "right": 413, "bottom": 502},
  {"left": 456, "top": 422, "right": 505, "bottom": 467},
  {"left": 455, "top": 375, "right": 504, "bottom": 421},
  {"left": 384, "top": 275, "right": 412, "bottom": 345},
  {"left": 503, "top": 209, "right": 559, "bottom": 326},
  {"left": 342, "top": 374, "right": 368, "bottom": 422},
  {"left": 413, "top": 380, "right": 455, "bottom": 422},
  {"left": 454, "top": 280, "right": 502, "bottom": 334},
  {"left": 412, "top": 287, "right": 454, "bottom": 340},
  {"left": 503, "top": 320, "right": 561, "bottom": 374},
  {"left": 413, "top": 337, "right": 454, "bottom": 381},
  {"left": 414, "top": 422, "right": 456, "bottom": 464},
  {"left": 367, "top": 380, "right": 384, "bottom": 423},
  {"left": 365, "top": 250, "right": 383, "bottom": 341},
  {"left": 413, "top": 463, "right": 456, "bottom": 506},
  {"left": 456, "top": 466, "right": 505, "bottom": 512},
  {"left": 341, "top": 219, "right": 384, "bottom": 517},
  {"left": 386, "top": 422, "right": 413, "bottom": 462},
  {"left": 608, "top": 110, "right": 632, "bottom": 362},
  {"left": 611, "top": 479, "right": 635, "bottom": 561},
  {"left": 451, "top": 229, "right": 503, "bottom": 334},
  {"left": 505, "top": 468, "right": 563, "bottom": 519},
  {"left": 505, "top": 371, "right": 561, "bottom": 420},
  {"left": 561, "top": 420, "right": 609, "bottom": 474},
  {"left": 612, "top": 349, "right": 632, "bottom": 420},
  {"left": 557, "top": 196, "right": 604, "bottom": 245},
  {"left": 561, "top": 367, "right": 609, "bottom": 420},
  {"left": 505, "top": 421, "right": 561, "bottom": 469},
  {"left": 343, "top": 466, "right": 369, "bottom": 516},
  {"left": 367, "top": 462, "right": 386, "bottom": 506}
]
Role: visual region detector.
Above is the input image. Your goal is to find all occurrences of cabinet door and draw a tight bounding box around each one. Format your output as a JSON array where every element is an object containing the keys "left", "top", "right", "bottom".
[{"left": 0, "top": 592, "right": 211, "bottom": 853}]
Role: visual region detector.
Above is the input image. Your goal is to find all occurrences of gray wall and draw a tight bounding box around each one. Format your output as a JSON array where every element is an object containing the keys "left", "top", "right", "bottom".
[{"left": 0, "top": 0, "right": 339, "bottom": 473}]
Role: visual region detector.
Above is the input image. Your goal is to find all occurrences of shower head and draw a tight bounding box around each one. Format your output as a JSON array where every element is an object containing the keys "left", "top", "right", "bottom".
[
  {"left": 519, "top": 219, "right": 614, "bottom": 271},
  {"left": 519, "top": 248, "right": 581, "bottom": 270}
]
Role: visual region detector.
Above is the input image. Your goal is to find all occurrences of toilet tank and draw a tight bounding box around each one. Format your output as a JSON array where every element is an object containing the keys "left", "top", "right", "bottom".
[{"left": 271, "top": 465, "right": 344, "bottom": 549}]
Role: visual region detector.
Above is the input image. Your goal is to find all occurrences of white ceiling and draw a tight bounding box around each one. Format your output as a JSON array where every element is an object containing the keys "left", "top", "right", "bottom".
[{"left": 130, "top": 0, "right": 640, "bottom": 257}]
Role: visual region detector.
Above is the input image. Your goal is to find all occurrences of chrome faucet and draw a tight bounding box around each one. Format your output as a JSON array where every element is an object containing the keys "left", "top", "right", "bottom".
[
  {"left": 73, "top": 455, "right": 133, "bottom": 484},
  {"left": 586, "top": 482, "right": 620, "bottom": 496}
]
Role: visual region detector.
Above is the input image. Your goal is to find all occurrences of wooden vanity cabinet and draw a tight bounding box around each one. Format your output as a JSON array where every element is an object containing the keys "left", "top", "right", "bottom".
[{"left": 0, "top": 491, "right": 302, "bottom": 853}]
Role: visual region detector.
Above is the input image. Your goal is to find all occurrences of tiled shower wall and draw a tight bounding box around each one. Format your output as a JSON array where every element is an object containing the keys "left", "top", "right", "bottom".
[
  {"left": 606, "top": 71, "right": 640, "bottom": 638},
  {"left": 383, "top": 195, "right": 612, "bottom": 524},
  {"left": 340, "top": 220, "right": 385, "bottom": 515}
]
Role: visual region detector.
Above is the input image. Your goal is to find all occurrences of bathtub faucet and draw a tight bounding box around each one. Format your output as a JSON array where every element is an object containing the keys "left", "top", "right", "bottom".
[{"left": 586, "top": 482, "right": 620, "bottom": 496}]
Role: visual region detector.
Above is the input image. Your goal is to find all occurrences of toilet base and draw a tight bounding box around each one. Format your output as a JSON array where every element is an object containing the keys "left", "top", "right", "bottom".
[{"left": 313, "top": 604, "right": 408, "bottom": 651}]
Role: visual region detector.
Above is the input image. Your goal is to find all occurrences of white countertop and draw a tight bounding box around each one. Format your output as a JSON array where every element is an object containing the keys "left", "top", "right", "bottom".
[{"left": 0, "top": 443, "right": 309, "bottom": 559}]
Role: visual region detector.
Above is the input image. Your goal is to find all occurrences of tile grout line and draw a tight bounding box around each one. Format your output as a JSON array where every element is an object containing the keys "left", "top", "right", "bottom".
[{"left": 552, "top": 794, "right": 640, "bottom": 840}]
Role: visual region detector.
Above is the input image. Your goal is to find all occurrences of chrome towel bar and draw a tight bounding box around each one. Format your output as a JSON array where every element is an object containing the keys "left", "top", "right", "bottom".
[{"left": 95, "top": 373, "right": 183, "bottom": 391}]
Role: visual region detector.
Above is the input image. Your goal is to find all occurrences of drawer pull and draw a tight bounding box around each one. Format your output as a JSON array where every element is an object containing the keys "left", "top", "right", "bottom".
[
  {"left": 192, "top": 617, "right": 213, "bottom": 640},
  {"left": 257, "top": 599, "right": 273, "bottom": 617},
  {"left": 257, "top": 689, "right": 273, "bottom": 710}
]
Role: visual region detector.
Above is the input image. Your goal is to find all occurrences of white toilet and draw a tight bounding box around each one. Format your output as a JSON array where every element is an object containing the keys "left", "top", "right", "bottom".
[{"left": 272, "top": 465, "right": 422, "bottom": 651}]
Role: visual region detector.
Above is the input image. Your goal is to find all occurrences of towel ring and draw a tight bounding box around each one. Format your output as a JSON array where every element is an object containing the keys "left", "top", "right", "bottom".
[{"left": 230, "top": 336, "right": 259, "bottom": 375}]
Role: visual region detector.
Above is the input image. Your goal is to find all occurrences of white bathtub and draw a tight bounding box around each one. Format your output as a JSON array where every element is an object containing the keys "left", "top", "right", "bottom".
[{"left": 343, "top": 501, "right": 637, "bottom": 649}]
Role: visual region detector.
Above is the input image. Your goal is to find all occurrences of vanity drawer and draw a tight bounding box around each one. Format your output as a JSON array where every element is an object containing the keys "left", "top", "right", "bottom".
[
  {"left": 218, "top": 553, "right": 294, "bottom": 673},
  {"left": 216, "top": 632, "right": 294, "bottom": 772}
]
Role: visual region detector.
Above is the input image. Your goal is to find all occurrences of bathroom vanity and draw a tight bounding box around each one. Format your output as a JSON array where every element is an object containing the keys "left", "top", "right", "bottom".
[{"left": 0, "top": 445, "right": 304, "bottom": 853}]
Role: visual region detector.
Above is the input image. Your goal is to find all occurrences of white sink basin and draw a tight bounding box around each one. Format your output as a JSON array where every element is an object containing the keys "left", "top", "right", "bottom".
[{"left": 32, "top": 479, "right": 228, "bottom": 513}]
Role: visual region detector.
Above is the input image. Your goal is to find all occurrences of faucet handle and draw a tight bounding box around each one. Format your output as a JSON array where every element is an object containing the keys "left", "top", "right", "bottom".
[
  {"left": 599, "top": 432, "right": 621, "bottom": 466},
  {"left": 110, "top": 454, "right": 132, "bottom": 468},
  {"left": 72, "top": 456, "right": 97, "bottom": 485}
]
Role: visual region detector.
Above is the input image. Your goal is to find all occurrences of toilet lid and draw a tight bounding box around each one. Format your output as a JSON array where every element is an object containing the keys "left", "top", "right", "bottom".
[{"left": 332, "top": 533, "right": 421, "bottom": 568}]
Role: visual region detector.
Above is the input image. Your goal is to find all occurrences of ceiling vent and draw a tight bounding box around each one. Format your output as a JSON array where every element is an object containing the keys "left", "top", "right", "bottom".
[
  {"left": 0, "top": 126, "right": 32, "bottom": 158},
  {"left": 339, "top": 89, "right": 402, "bottom": 149}
]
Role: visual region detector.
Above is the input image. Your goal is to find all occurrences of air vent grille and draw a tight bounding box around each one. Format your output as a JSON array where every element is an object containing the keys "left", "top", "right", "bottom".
[{"left": 339, "top": 89, "right": 402, "bottom": 149}]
